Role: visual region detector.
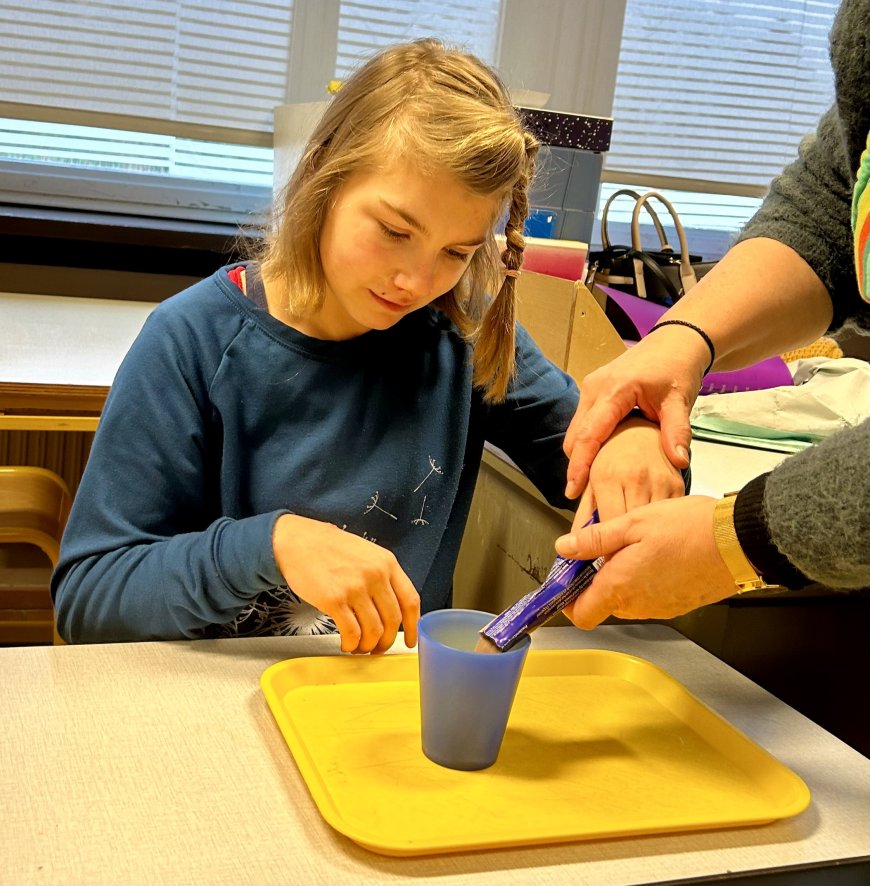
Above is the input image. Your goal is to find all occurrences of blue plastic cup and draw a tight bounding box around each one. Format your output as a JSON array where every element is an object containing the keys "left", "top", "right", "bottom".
[{"left": 417, "top": 609, "right": 531, "bottom": 771}]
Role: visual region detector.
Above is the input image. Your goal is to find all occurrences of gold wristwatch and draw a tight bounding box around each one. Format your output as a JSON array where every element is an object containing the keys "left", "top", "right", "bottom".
[{"left": 712, "top": 493, "right": 771, "bottom": 593}]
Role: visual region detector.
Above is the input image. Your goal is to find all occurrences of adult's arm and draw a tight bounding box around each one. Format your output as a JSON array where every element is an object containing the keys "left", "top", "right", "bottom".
[
  {"left": 555, "top": 419, "right": 870, "bottom": 628},
  {"left": 735, "top": 417, "right": 870, "bottom": 590},
  {"left": 564, "top": 103, "right": 859, "bottom": 497}
]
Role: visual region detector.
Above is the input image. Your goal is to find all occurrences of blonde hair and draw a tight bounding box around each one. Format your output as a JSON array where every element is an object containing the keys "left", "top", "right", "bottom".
[{"left": 258, "top": 38, "right": 538, "bottom": 403}]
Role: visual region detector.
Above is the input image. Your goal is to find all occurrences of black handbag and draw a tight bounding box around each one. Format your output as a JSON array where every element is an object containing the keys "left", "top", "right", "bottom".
[{"left": 585, "top": 189, "right": 716, "bottom": 306}]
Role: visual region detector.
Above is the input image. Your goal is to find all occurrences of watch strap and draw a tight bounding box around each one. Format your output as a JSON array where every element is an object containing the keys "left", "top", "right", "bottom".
[{"left": 712, "top": 494, "right": 769, "bottom": 592}]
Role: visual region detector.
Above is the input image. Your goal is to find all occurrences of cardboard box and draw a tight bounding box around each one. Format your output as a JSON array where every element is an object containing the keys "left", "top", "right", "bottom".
[{"left": 515, "top": 270, "right": 626, "bottom": 382}]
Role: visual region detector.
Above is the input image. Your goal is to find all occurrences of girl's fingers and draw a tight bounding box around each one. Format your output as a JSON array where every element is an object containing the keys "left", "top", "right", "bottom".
[
  {"left": 368, "top": 583, "right": 404, "bottom": 654},
  {"left": 331, "top": 604, "right": 363, "bottom": 654},
  {"left": 391, "top": 565, "right": 421, "bottom": 648},
  {"left": 346, "top": 566, "right": 420, "bottom": 654},
  {"left": 349, "top": 597, "right": 385, "bottom": 655},
  {"left": 572, "top": 489, "right": 597, "bottom": 532},
  {"left": 591, "top": 483, "right": 627, "bottom": 523}
]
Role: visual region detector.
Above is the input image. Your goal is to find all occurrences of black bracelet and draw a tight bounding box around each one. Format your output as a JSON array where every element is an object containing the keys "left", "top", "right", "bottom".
[{"left": 648, "top": 320, "right": 716, "bottom": 375}]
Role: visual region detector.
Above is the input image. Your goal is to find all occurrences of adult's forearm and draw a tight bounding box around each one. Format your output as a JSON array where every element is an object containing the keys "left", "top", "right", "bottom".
[
  {"left": 661, "top": 237, "right": 834, "bottom": 373},
  {"left": 735, "top": 419, "right": 870, "bottom": 590}
]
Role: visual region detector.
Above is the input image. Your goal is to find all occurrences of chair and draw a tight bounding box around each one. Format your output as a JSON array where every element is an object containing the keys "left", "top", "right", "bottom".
[{"left": 0, "top": 466, "right": 72, "bottom": 645}]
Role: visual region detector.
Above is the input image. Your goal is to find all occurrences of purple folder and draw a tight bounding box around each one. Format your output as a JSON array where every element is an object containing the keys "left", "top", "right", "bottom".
[{"left": 596, "top": 285, "right": 794, "bottom": 394}]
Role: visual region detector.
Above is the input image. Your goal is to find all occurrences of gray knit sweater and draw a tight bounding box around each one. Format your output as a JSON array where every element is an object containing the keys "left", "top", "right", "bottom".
[{"left": 732, "top": 0, "right": 869, "bottom": 590}]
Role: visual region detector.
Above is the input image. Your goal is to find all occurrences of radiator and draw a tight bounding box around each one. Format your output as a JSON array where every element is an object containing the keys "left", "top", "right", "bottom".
[{"left": 0, "top": 430, "right": 95, "bottom": 497}]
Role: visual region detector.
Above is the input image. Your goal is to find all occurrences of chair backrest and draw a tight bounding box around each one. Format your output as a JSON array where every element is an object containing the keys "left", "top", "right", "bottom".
[
  {"left": 0, "top": 466, "right": 72, "bottom": 565},
  {"left": 0, "top": 466, "right": 72, "bottom": 645}
]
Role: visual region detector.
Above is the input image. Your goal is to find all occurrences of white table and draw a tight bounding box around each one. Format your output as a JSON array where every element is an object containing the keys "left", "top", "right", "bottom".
[
  {"left": 1, "top": 625, "right": 867, "bottom": 885},
  {"left": 688, "top": 438, "right": 787, "bottom": 497}
]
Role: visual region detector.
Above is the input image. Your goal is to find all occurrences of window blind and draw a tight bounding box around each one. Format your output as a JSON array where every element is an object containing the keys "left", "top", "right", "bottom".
[
  {"left": 334, "top": 0, "right": 501, "bottom": 77},
  {"left": 606, "top": 0, "right": 840, "bottom": 190},
  {"left": 0, "top": 1, "right": 505, "bottom": 219},
  {"left": 0, "top": 0, "right": 295, "bottom": 147}
]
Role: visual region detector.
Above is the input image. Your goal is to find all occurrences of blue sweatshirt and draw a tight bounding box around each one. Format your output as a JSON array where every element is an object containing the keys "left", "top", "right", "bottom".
[{"left": 52, "top": 265, "right": 579, "bottom": 642}]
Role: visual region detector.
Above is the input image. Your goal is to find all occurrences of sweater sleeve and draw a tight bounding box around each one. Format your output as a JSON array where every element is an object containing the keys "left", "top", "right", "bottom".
[
  {"left": 733, "top": 105, "right": 866, "bottom": 334},
  {"left": 734, "top": 418, "right": 870, "bottom": 590},
  {"left": 51, "top": 301, "right": 287, "bottom": 643}
]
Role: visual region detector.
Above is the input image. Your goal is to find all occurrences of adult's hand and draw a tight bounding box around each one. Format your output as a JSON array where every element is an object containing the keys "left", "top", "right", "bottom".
[
  {"left": 564, "top": 237, "right": 836, "bottom": 501},
  {"left": 272, "top": 514, "right": 420, "bottom": 654},
  {"left": 555, "top": 496, "right": 738, "bottom": 628},
  {"left": 563, "top": 325, "right": 712, "bottom": 499}
]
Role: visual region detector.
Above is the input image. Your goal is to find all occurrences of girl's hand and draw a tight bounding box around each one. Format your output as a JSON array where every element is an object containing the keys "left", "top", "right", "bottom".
[
  {"left": 555, "top": 496, "right": 739, "bottom": 628},
  {"left": 572, "top": 415, "right": 686, "bottom": 529},
  {"left": 272, "top": 514, "right": 420, "bottom": 654},
  {"left": 564, "top": 328, "right": 709, "bottom": 498}
]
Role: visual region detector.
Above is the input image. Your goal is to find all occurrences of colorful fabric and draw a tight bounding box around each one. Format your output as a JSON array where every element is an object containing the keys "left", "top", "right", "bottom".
[
  {"left": 853, "top": 130, "right": 870, "bottom": 302},
  {"left": 227, "top": 264, "right": 246, "bottom": 293}
]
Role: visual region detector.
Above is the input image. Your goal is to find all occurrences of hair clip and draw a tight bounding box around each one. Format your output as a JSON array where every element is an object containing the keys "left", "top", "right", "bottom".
[{"left": 502, "top": 268, "right": 521, "bottom": 278}]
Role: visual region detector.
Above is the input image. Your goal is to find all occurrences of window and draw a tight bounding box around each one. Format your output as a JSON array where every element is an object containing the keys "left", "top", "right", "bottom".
[
  {"left": 596, "top": 0, "right": 841, "bottom": 258},
  {"left": 334, "top": 0, "right": 501, "bottom": 78},
  {"left": 0, "top": 0, "right": 846, "bottom": 249},
  {"left": 0, "top": 0, "right": 504, "bottom": 224}
]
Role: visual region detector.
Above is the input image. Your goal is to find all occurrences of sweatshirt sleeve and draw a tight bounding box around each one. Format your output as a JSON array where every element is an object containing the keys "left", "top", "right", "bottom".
[
  {"left": 482, "top": 324, "right": 579, "bottom": 510},
  {"left": 733, "top": 104, "right": 865, "bottom": 333},
  {"left": 734, "top": 418, "right": 870, "bottom": 590},
  {"left": 51, "top": 301, "right": 287, "bottom": 643}
]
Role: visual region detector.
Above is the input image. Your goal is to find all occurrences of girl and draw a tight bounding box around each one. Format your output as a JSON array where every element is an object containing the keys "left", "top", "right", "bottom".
[{"left": 53, "top": 39, "right": 683, "bottom": 650}]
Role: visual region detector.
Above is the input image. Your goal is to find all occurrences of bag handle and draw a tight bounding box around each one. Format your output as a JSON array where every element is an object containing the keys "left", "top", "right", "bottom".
[
  {"left": 625, "top": 249, "right": 682, "bottom": 303},
  {"left": 600, "top": 188, "right": 671, "bottom": 251},
  {"left": 630, "top": 191, "right": 698, "bottom": 299}
]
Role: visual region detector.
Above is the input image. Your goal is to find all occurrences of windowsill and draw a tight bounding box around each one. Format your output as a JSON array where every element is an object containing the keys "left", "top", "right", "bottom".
[
  {"left": 0, "top": 203, "right": 262, "bottom": 277},
  {"left": 0, "top": 203, "right": 265, "bottom": 302}
]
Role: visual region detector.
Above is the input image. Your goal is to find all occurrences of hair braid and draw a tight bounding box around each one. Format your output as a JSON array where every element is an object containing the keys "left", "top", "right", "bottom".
[{"left": 473, "top": 132, "right": 539, "bottom": 403}]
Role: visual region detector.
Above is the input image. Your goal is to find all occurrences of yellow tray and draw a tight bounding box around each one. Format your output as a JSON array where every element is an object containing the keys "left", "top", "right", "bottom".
[{"left": 261, "top": 649, "right": 810, "bottom": 856}]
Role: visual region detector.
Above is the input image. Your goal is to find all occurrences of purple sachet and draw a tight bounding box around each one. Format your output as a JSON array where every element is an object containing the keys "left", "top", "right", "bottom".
[
  {"left": 479, "top": 555, "right": 604, "bottom": 651},
  {"left": 479, "top": 512, "right": 602, "bottom": 652}
]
